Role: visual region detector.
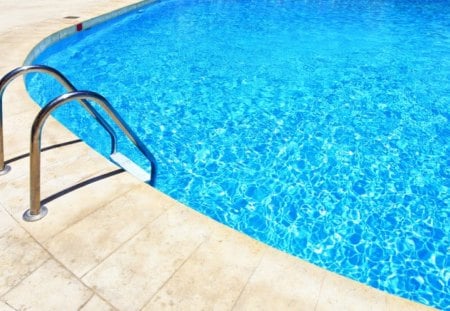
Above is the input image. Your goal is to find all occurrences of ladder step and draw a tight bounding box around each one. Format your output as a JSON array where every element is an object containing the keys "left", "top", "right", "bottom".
[{"left": 110, "top": 152, "right": 150, "bottom": 182}]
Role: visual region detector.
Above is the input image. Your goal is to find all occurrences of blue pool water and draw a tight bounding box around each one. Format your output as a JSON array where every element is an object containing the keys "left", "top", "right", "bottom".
[{"left": 27, "top": 0, "right": 449, "bottom": 308}]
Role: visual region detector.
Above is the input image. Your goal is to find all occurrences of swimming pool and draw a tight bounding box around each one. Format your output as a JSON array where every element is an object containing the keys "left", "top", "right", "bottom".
[{"left": 27, "top": 0, "right": 449, "bottom": 309}]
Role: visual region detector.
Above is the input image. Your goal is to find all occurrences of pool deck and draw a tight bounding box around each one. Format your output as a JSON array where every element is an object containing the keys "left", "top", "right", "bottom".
[{"left": 0, "top": 1, "right": 437, "bottom": 310}]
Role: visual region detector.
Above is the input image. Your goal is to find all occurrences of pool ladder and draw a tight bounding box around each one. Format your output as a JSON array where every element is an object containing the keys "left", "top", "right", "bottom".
[{"left": 0, "top": 65, "right": 157, "bottom": 221}]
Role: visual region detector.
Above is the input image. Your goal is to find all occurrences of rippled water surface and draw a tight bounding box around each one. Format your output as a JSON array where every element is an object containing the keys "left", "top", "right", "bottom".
[{"left": 28, "top": 0, "right": 449, "bottom": 308}]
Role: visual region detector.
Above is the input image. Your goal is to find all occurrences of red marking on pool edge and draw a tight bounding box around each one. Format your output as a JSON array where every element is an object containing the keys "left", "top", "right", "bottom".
[{"left": 76, "top": 23, "right": 83, "bottom": 31}]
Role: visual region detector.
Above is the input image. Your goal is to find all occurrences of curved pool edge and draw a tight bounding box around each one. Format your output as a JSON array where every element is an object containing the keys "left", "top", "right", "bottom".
[
  {"left": 22, "top": 0, "right": 157, "bottom": 66},
  {"left": 0, "top": 0, "right": 437, "bottom": 310}
]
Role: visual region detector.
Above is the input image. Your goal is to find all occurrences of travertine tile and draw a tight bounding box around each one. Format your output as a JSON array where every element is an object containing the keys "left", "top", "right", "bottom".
[
  {"left": 0, "top": 48, "right": 32, "bottom": 75},
  {"left": 6, "top": 128, "right": 81, "bottom": 166},
  {"left": 233, "top": 247, "right": 326, "bottom": 310},
  {"left": 3, "top": 161, "right": 142, "bottom": 243},
  {"left": 386, "top": 294, "right": 435, "bottom": 311},
  {"left": 82, "top": 206, "right": 213, "bottom": 310},
  {"left": 143, "top": 227, "right": 265, "bottom": 310},
  {"left": 1, "top": 140, "right": 117, "bottom": 204},
  {"left": 28, "top": 173, "right": 143, "bottom": 241},
  {"left": 0, "top": 218, "right": 49, "bottom": 296},
  {"left": 45, "top": 184, "right": 173, "bottom": 277},
  {"left": 0, "top": 167, "right": 29, "bottom": 215},
  {"left": 3, "top": 259, "right": 92, "bottom": 310},
  {"left": 316, "top": 272, "right": 387, "bottom": 311},
  {"left": 2, "top": 93, "right": 40, "bottom": 141},
  {"left": 80, "top": 294, "right": 115, "bottom": 311},
  {"left": 0, "top": 301, "right": 14, "bottom": 311},
  {"left": 0, "top": 207, "right": 16, "bottom": 236}
]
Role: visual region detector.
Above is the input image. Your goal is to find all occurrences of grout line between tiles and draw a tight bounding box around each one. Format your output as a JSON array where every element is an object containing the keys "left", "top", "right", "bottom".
[
  {"left": 0, "top": 299, "right": 17, "bottom": 311},
  {"left": 230, "top": 247, "right": 268, "bottom": 311},
  {"left": 84, "top": 292, "right": 119, "bottom": 311},
  {"left": 383, "top": 293, "right": 389, "bottom": 311},
  {"left": 314, "top": 266, "right": 328, "bottom": 311},
  {"left": 2, "top": 200, "right": 122, "bottom": 310},
  {"left": 77, "top": 292, "right": 96, "bottom": 310},
  {"left": 38, "top": 172, "right": 139, "bottom": 244},
  {"left": 7, "top": 241, "right": 96, "bottom": 309},
  {"left": 77, "top": 291, "right": 119, "bottom": 311},
  {"left": 139, "top": 235, "right": 211, "bottom": 310},
  {"left": 78, "top": 204, "right": 175, "bottom": 280},
  {"left": 0, "top": 258, "right": 51, "bottom": 299}
]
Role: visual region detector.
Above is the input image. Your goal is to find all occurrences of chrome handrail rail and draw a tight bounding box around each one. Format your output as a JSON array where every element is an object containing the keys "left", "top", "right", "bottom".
[
  {"left": 23, "top": 91, "right": 157, "bottom": 221},
  {"left": 0, "top": 65, "right": 118, "bottom": 174}
]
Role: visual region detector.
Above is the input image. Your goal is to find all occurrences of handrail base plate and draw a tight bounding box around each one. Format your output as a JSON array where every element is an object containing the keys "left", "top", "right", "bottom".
[
  {"left": 0, "top": 165, "right": 11, "bottom": 175},
  {"left": 23, "top": 206, "right": 48, "bottom": 222}
]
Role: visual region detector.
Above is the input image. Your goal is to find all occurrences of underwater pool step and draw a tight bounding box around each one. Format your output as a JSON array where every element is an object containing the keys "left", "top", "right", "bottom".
[{"left": 110, "top": 152, "right": 150, "bottom": 182}]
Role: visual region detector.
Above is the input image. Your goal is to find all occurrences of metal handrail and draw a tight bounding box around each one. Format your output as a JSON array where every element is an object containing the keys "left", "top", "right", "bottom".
[
  {"left": 0, "top": 65, "right": 118, "bottom": 174},
  {"left": 23, "top": 91, "right": 157, "bottom": 221}
]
